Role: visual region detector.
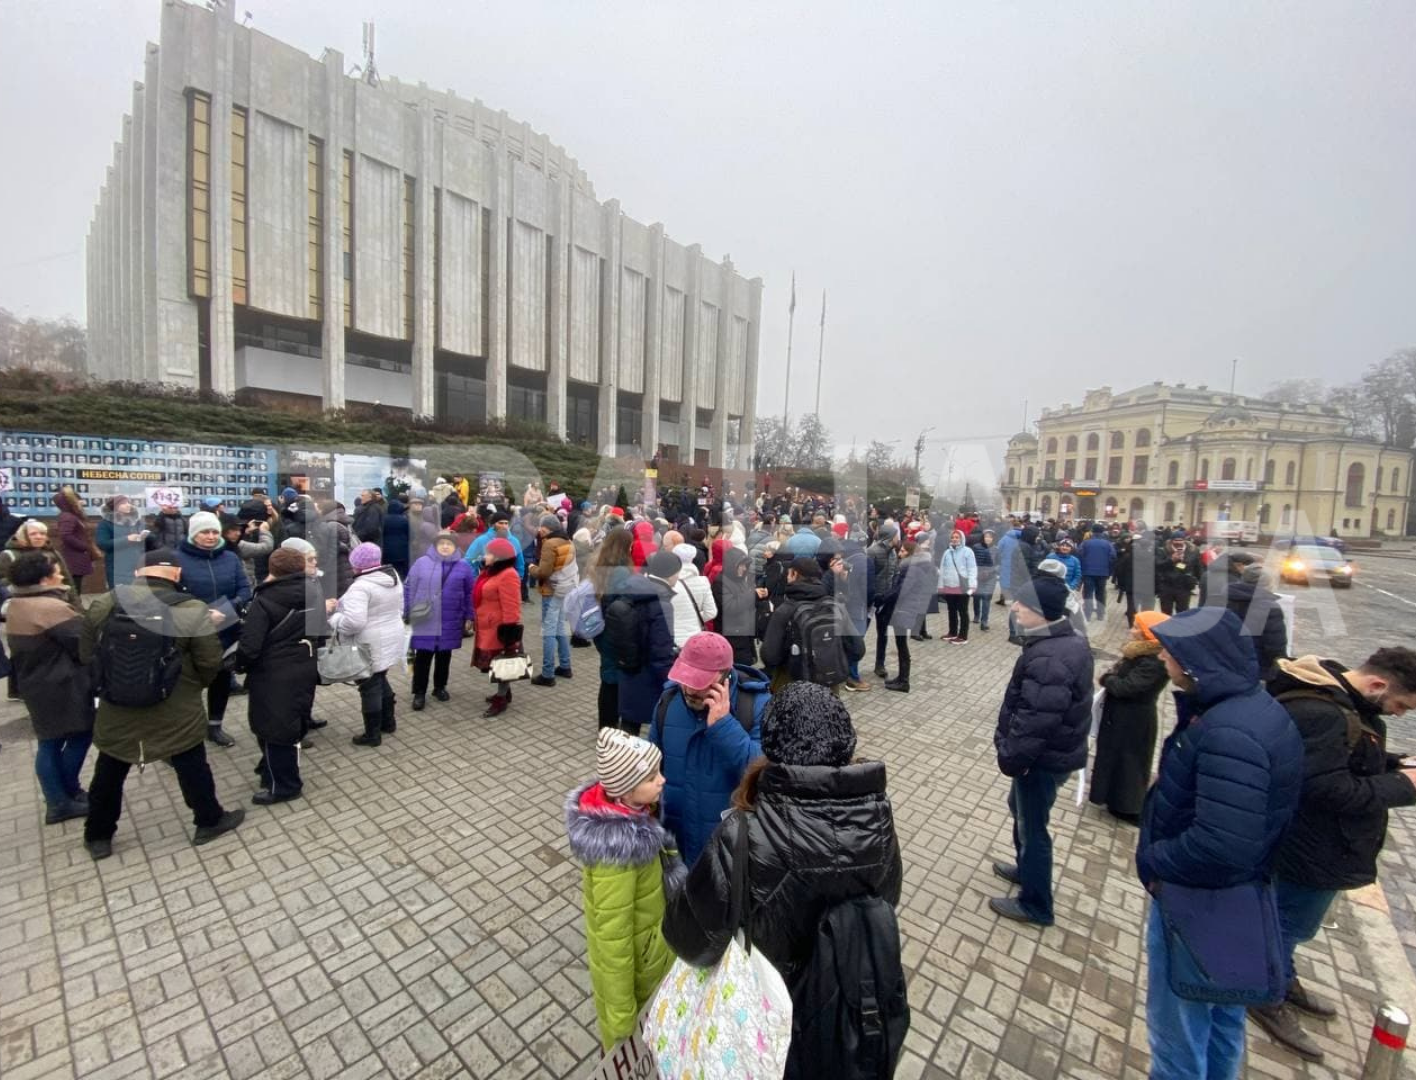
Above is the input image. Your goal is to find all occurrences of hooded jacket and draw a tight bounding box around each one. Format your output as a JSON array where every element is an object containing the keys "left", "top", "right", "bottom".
[
  {"left": 1136, "top": 609, "right": 1304, "bottom": 889},
  {"left": 381, "top": 499, "right": 411, "bottom": 578},
  {"left": 613, "top": 573, "right": 678, "bottom": 728},
  {"left": 995, "top": 616, "right": 1094, "bottom": 777},
  {"left": 237, "top": 574, "right": 323, "bottom": 745},
  {"left": 96, "top": 500, "right": 147, "bottom": 589},
  {"left": 759, "top": 576, "right": 828, "bottom": 675},
  {"left": 711, "top": 547, "right": 763, "bottom": 665},
  {"left": 352, "top": 496, "right": 386, "bottom": 546},
  {"left": 4, "top": 584, "right": 94, "bottom": 740},
  {"left": 936, "top": 540, "right": 978, "bottom": 592},
  {"left": 647, "top": 668, "right": 769, "bottom": 866},
  {"left": 175, "top": 539, "right": 252, "bottom": 649},
  {"left": 405, "top": 544, "right": 475, "bottom": 652},
  {"left": 147, "top": 508, "right": 188, "bottom": 552},
  {"left": 1268, "top": 656, "right": 1416, "bottom": 890},
  {"left": 528, "top": 528, "right": 576, "bottom": 598},
  {"left": 669, "top": 557, "right": 717, "bottom": 647},
  {"left": 1201, "top": 569, "right": 1289, "bottom": 677},
  {"left": 328, "top": 566, "right": 405, "bottom": 672},
  {"left": 53, "top": 490, "right": 97, "bottom": 578},
  {"left": 565, "top": 781, "right": 679, "bottom": 1049}
]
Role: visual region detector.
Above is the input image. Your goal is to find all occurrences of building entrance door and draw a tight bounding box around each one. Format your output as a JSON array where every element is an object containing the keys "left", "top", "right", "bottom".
[{"left": 1077, "top": 496, "right": 1096, "bottom": 519}]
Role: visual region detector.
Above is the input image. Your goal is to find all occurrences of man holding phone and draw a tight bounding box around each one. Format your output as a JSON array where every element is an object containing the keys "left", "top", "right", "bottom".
[{"left": 647, "top": 631, "right": 770, "bottom": 865}]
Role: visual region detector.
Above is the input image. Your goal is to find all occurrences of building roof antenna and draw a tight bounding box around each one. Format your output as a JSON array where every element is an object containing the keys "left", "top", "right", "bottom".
[{"left": 359, "top": 21, "right": 381, "bottom": 87}]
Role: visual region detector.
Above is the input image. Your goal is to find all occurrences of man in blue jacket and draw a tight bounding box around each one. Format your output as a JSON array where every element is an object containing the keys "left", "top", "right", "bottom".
[
  {"left": 1077, "top": 524, "right": 1116, "bottom": 622},
  {"left": 1139, "top": 608, "right": 1304, "bottom": 1080},
  {"left": 990, "top": 574, "right": 1093, "bottom": 927},
  {"left": 647, "top": 630, "right": 768, "bottom": 866}
]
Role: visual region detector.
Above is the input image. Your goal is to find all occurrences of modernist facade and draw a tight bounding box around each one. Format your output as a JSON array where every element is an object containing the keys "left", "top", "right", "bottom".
[
  {"left": 85, "top": 1, "right": 761, "bottom": 467},
  {"left": 1000, "top": 383, "right": 1413, "bottom": 539}
]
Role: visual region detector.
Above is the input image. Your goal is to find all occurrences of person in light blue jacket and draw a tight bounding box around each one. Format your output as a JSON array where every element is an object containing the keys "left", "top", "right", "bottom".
[
  {"left": 937, "top": 529, "right": 979, "bottom": 643},
  {"left": 1051, "top": 537, "right": 1083, "bottom": 591}
]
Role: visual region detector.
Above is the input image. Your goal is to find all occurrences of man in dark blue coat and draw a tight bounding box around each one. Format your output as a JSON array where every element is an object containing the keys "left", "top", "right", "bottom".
[
  {"left": 990, "top": 574, "right": 1093, "bottom": 927},
  {"left": 1077, "top": 524, "right": 1116, "bottom": 622},
  {"left": 1138, "top": 608, "right": 1303, "bottom": 1080}
]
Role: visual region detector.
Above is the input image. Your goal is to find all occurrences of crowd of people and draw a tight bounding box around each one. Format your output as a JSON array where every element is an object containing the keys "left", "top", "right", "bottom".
[{"left": 3, "top": 477, "right": 1415, "bottom": 1077}]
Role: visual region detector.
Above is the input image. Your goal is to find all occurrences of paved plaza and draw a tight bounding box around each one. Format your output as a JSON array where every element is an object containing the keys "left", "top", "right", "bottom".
[{"left": 2, "top": 596, "right": 1413, "bottom": 1079}]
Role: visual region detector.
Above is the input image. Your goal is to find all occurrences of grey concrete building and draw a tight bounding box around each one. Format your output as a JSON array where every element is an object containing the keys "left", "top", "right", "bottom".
[{"left": 86, "top": 0, "right": 762, "bottom": 467}]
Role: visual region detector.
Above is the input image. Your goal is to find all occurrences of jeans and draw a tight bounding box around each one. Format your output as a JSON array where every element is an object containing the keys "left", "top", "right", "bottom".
[
  {"left": 1145, "top": 903, "right": 1247, "bottom": 1079},
  {"left": 35, "top": 733, "right": 93, "bottom": 807},
  {"left": 1274, "top": 877, "right": 1338, "bottom": 985},
  {"left": 849, "top": 614, "right": 869, "bottom": 681},
  {"left": 85, "top": 744, "right": 224, "bottom": 841},
  {"left": 972, "top": 588, "right": 992, "bottom": 629},
  {"left": 411, "top": 649, "right": 451, "bottom": 695},
  {"left": 1081, "top": 575, "right": 1108, "bottom": 618},
  {"left": 356, "top": 669, "right": 396, "bottom": 736},
  {"left": 541, "top": 595, "right": 571, "bottom": 674},
  {"left": 944, "top": 593, "right": 970, "bottom": 640},
  {"left": 1007, "top": 769, "right": 1067, "bottom": 923}
]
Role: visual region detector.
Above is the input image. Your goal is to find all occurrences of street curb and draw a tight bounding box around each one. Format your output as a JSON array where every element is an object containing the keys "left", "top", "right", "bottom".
[{"left": 1347, "top": 883, "right": 1416, "bottom": 1068}]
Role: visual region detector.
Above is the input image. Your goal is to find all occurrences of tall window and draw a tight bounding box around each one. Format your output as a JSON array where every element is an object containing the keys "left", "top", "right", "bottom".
[
  {"left": 1084, "top": 456, "right": 1098, "bottom": 479},
  {"left": 1046, "top": 437, "right": 1058, "bottom": 455},
  {"left": 1065, "top": 434, "right": 1078, "bottom": 453},
  {"left": 1259, "top": 503, "right": 1270, "bottom": 524},
  {"left": 1264, "top": 459, "right": 1275, "bottom": 485},
  {"left": 1281, "top": 504, "right": 1293, "bottom": 527},
  {"left": 1164, "top": 501, "right": 1176, "bottom": 523},
  {"left": 1044, "top": 460, "right": 1055, "bottom": 480},
  {"left": 1007, "top": 466, "right": 1016, "bottom": 485},
  {"left": 1389, "top": 509, "right": 1397, "bottom": 531},
  {"left": 1086, "top": 432, "right": 1100, "bottom": 452},
  {"left": 1285, "top": 461, "right": 1296, "bottom": 486},
  {"left": 1394, "top": 468, "right": 1402, "bottom": 493},
  {"left": 1063, "top": 458, "right": 1076, "bottom": 479},
  {"left": 1107, "top": 457, "right": 1123, "bottom": 484},
  {"left": 1200, "top": 459, "right": 1210, "bottom": 481},
  {"left": 307, "top": 138, "right": 323, "bottom": 320},
  {"left": 1025, "top": 466, "right": 1034, "bottom": 486},
  {"left": 1040, "top": 496, "right": 1052, "bottom": 515},
  {"left": 1345, "top": 463, "right": 1365, "bottom": 508},
  {"left": 1129, "top": 497, "right": 1144, "bottom": 521},
  {"left": 341, "top": 151, "right": 354, "bottom": 327},
  {"left": 402, "top": 176, "right": 416, "bottom": 339},
  {"left": 1135, "top": 428, "right": 1152, "bottom": 448},
  {"left": 231, "top": 107, "right": 247, "bottom": 306},
  {"left": 1167, "top": 461, "right": 1179, "bottom": 486},
  {"left": 1132, "top": 455, "right": 1149, "bottom": 485},
  {"left": 1221, "top": 458, "right": 1237, "bottom": 481},
  {"left": 1110, "top": 431, "right": 1125, "bottom": 450},
  {"left": 188, "top": 91, "right": 211, "bottom": 298}
]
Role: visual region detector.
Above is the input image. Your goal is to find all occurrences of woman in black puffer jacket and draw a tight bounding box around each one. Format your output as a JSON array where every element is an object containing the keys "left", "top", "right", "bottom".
[{"left": 662, "top": 683, "right": 903, "bottom": 1074}]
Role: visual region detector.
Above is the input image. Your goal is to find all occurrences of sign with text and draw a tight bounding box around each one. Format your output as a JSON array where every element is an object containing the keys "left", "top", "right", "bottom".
[
  {"left": 588, "top": 1030, "right": 659, "bottom": 1080},
  {"left": 905, "top": 487, "right": 921, "bottom": 510}
]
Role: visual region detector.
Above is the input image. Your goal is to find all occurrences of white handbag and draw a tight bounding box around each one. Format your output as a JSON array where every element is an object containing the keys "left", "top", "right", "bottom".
[{"left": 489, "top": 654, "right": 532, "bottom": 682}]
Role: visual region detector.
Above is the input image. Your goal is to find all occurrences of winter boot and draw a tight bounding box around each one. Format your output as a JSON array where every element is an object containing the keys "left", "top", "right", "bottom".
[
  {"left": 412, "top": 694, "right": 426, "bottom": 711},
  {"left": 1286, "top": 977, "right": 1337, "bottom": 1020},
  {"left": 352, "top": 713, "right": 382, "bottom": 747},
  {"left": 206, "top": 725, "right": 235, "bottom": 748},
  {"left": 1248, "top": 1003, "right": 1324, "bottom": 1063},
  {"left": 381, "top": 693, "right": 397, "bottom": 734},
  {"left": 483, "top": 695, "right": 508, "bottom": 717}
]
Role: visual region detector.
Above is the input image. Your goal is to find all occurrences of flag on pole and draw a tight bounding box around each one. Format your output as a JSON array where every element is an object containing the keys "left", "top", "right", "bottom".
[
  {"left": 820, "top": 290, "right": 827, "bottom": 327},
  {"left": 789, "top": 271, "right": 796, "bottom": 315}
]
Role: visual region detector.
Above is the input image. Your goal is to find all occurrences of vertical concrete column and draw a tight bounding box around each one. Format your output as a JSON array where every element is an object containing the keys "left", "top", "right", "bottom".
[
  {"left": 642, "top": 223, "right": 665, "bottom": 459},
  {"left": 410, "top": 97, "right": 436, "bottom": 417},
  {"left": 682, "top": 244, "right": 703, "bottom": 465},
  {"left": 709, "top": 256, "right": 733, "bottom": 468},
  {"left": 546, "top": 172, "right": 568, "bottom": 437},
  {"left": 485, "top": 137, "right": 508, "bottom": 420},
  {"left": 86, "top": 217, "right": 96, "bottom": 374},
  {"left": 206, "top": 0, "right": 236, "bottom": 394},
  {"left": 127, "top": 89, "right": 146, "bottom": 380},
  {"left": 598, "top": 199, "right": 622, "bottom": 455},
  {"left": 142, "top": 44, "right": 161, "bottom": 383},
  {"left": 320, "top": 49, "right": 346, "bottom": 408},
  {"left": 116, "top": 124, "right": 132, "bottom": 380},
  {"left": 102, "top": 171, "right": 116, "bottom": 378},
  {"left": 742, "top": 276, "right": 763, "bottom": 472}
]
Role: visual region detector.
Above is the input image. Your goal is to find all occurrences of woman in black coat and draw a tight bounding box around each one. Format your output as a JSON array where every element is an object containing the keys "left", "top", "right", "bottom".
[
  {"left": 1088, "top": 610, "right": 1170, "bottom": 823},
  {"left": 711, "top": 546, "right": 764, "bottom": 667},
  {"left": 238, "top": 549, "right": 325, "bottom": 805},
  {"left": 663, "top": 683, "right": 903, "bottom": 1076}
]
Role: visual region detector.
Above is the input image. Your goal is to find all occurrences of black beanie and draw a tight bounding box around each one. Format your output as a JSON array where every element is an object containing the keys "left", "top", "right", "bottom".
[
  {"left": 1015, "top": 574, "right": 1070, "bottom": 622},
  {"left": 760, "top": 683, "right": 857, "bottom": 768}
]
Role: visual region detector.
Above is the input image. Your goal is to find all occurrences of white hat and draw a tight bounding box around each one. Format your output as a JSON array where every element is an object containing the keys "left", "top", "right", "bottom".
[{"left": 188, "top": 511, "right": 221, "bottom": 539}]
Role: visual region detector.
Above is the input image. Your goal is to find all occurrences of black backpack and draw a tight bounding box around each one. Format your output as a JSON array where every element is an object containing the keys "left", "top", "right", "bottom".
[
  {"left": 789, "top": 599, "right": 851, "bottom": 686},
  {"left": 789, "top": 895, "right": 911, "bottom": 1079},
  {"left": 653, "top": 665, "right": 768, "bottom": 735},
  {"left": 95, "top": 590, "right": 186, "bottom": 708},
  {"left": 603, "top": 594, "right": 646, "bottom": 673}
]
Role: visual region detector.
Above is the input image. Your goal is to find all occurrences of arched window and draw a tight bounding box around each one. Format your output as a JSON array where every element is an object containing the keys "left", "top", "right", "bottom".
[
  {"left": 1040, "top": 495, "right": 1052, "bottom": 515},
  {"left": 1046, "top": 437, "right": 1058, "bottom": 455},
  {"left": 1025, "top": 466, "right": 1034, "bottom": 486},
  {"left": 1065, "top": 435, "right": 1079, "bottom": 454},
  {"left": 1129, "top": 497, "right": 1145, "bottom": 521},
  {"left": 1110, "top": 431, "right": 1125, "bottom": 450},
  {"left": 1135, "top": 428, "right": 1152, "bottom": 448},
  {"left": 1086, "top": 432, "right": 1100, "bottom": 452},
  {"left": 1264, "top": 459, "right": 1275, "bottom": 485},
  {"left": 1007, "top": 467, "right": 1016, "bottom": 485},
  {"left": 1104, "top": 497, "right": 1118, "bottom": 518},
  {"left": 1281, "top": 504, "right": 1293, "bottom": 527},
  {"left": 1345, "top": 463, "right": 1365, "bottom": 508},
  {"left": 1163, "top": 501, "right": 1176, "bottom": 523},
  {"left": 1285, "top": 461, "right": 1296, "bottom": 486},
  {"left": 1377, "top": 466, "right": 1384, "bottom": 492},
  {"left": 1393, "top": 468, "right": 1402, "bottom": 493},
  {"left": 1221, "top": 458, "right": 1237, "bottom": 481},
  {"left": 1200, "top": 459, "right": 1210, "bottom": 481},
  {"left": 1389, "top": 509, "right": 1397, "bottom": 531},
  {"left": 1167, "top": 461, "right": 1180, "bottom": 486}
]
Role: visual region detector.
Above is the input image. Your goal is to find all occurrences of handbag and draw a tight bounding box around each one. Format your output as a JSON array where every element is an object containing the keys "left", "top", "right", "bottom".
[
  {"left": 408, "top": 599, "right": 434, "bottom": 621},
  {"left": 1155, "top": 880, "right": 1286, "bottom": 1005},
  {"left": 489, "top": 653, "right": 532, "bottom": 682},
  {"left": 642, "top": 813, "right": 793, "bottom": 1079},
  {"left": 317, "top": 633, "right": 373, "bottom": 685}
]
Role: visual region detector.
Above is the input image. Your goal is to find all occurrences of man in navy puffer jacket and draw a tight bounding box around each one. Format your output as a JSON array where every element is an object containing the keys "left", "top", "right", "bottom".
[
  {"left": 175, "top": 512, "right": 253, "bottom": 748},
  {"left": 1138, "top": 608, "right": 1303, "bottom": 1080},
  {"left": 1077, "top": 525, "right": 1116, "bottom": 622}
]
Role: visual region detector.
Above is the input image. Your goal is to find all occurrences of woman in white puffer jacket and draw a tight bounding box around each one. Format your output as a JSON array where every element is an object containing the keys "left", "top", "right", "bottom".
[
  {"left": 669, "top": 543, "right": 718, "bottom": 648},
  {"left": 328, "top": 542, "right": 406, "bottom": 748}
]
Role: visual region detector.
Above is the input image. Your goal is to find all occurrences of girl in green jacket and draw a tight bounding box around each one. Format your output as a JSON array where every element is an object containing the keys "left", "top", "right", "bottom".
[{"left": 566, "top": 728, "right": 684, "bottom": 1049}]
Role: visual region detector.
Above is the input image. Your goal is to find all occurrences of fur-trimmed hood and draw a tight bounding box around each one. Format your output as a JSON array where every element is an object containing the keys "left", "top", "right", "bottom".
[
  {"left": 1121, "top": 638, "right": 1163, "bottom": 661},
  {"left": 565, "top": 781, "right": 674, "bottom": 869}
]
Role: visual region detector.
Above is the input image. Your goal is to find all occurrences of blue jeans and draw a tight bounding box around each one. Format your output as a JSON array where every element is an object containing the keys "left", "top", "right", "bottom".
[
  {"left": 541, "top": 594, "right": 571, "bottom": 673},
  {"left": 1274, "top": 878, "right": 1337, "bottom": 985},
  {"left": 1082, "top": 575, "right": 1108, "bottom": 618},
  {"left": 1146, "top": 903, "right": 1246, "bottom": 1078},
  {"left": 972, "top": 588, "right": 991, "bottom": 628},
  {"left": 1007, "top": 769, "right": 1067, "bottom": 923},
  {"left": 35, "top": 732, "right": 93, "bottom": 808}
]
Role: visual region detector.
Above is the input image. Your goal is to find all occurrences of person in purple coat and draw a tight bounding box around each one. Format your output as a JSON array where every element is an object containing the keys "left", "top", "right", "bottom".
[{"left": 404, "top": 531, "right": 474, "bottom": 711}]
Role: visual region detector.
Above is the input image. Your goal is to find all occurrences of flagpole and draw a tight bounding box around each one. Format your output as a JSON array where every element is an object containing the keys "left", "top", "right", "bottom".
[
  {"left": 784, "top": 271, "right": 796, "bottom": 424},
  {"left": 814, "top": 290, "right": 826, "bottom": 417}
]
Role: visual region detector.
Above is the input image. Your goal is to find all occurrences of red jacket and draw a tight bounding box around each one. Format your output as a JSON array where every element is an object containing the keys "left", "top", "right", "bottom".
[{"left": 473, "top": 562, "right": 522, "bottom": 654}]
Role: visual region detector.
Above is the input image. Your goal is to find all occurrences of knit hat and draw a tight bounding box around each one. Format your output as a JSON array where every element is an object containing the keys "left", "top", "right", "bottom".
[
  {"left": 280, "top": 537, "right": 316, "bottom": 557},
  {"left": 1015, "top": 574, "right": 1070, "bottom": 622},
  {"left": 187, "top": 511, "right": 221, "bottom": 539},
  {"left": 596, "top": 728, "right": 663, "bottom": 800},
  {"left": 539, "top": 513, "right": 560, "bottom": 530},
  {"left": 832, "top": 521, "right": 849, "bottom": 539},
  {"left": 487, "top": 537, "right": 516, "bottom": 561},
  {"left": 1133, "top": 610, "right": 1169, "bottom": 643},
  {"left": 646, "top": 550, "right": 682, "bottom": 580},
  {"left": 434, "top": 530, "right": 458, "bottom": 550},
  {"left": 349, "top": 542, "right": 383, "bottom": 572},
  {"left": 672, "top": 542, "right": 698, "bottom": 566},
  {"left": 267, "top": 548, "right": 307, "bottom": 578},
  {"left": 668, "top": 631, "right": 733, "bottom": 690},
  {"left": 760, "top": 683, "right": 857, "bottom": 768},
  {"left": 281, "top": 487, "right": 299, "bottom": 503},
  {"left": 1036, "top": 557, "right": 1067, "bottom": 580}
]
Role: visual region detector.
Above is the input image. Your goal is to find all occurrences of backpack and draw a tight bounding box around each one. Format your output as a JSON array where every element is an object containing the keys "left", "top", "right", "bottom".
[
  {"left": 789, "top": 895, "right": 911, "bottom": 1079},
  {"left": 564, "top": 579, "right": 604, "bottom": 640},
  {"left": 1272, "top": 688, "right": 1368, "bottom": 755},
  {"left": 95, "top": 590, "right": 186, "bottom": 708},
  {"left": 789, "top": 599, "right": 851, "bottom": 686},
  {"left": 653, "top": 665, "right": 768, "bottom": 735},
  {"left": 603, "top": 594, "right": 645, "bottom": 673}
]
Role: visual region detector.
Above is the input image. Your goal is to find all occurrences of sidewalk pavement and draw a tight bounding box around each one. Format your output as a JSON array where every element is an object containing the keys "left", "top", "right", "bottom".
[{"left": 0, "top": 601, "right": 1411, "bottom": 1079}]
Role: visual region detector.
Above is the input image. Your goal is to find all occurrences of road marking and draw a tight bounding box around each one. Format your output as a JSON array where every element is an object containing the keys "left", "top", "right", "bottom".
[{"left": 1355, "top": 580, "right": 1416, "bottom": 608}]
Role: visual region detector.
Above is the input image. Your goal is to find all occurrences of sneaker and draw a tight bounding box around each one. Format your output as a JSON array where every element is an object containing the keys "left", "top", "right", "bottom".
[
  {"left": 206, "top": 727, "right": 236, "bottom": 748},
  {"left": 85, "top": 838, "right": 113, "bottom": 861},
  {"left": 843, "top": 678, "right": 871, "bottom": 692},
  {"left": 251, "top": 789, "right": 302, "bottom": 806},
  {"left": 1248, "top": 1003, "right": 1324, "bottom": 1063},
  {"left": 192, "top": 808, "right": 245, "bottom": 846},
  {"left": 554, "top": 667, "right": 574, "bottom": 679},
  {"left": 432, "top": 688, "right": 450, "bottom": 702},
  {"left": 530, "top": 675, "right": 556, "bottom": 688},
  {"left": 950, "top": 637, "right": 969, "bottom": 646},
  {"left": 45, "top": 800, "right": 88, "bottom": 825},
  {"left": 992, "top": 861, "right": 1021, "bottom": 886},
  {"left": 988, "top": 896, "right": 1052, "bottom": 927},
  {"left": 883, "top": 678, "right": 911, "bottom": 693},
  {"left": 1286, "top": 977, "right": 1338, "bottom": 1020}
]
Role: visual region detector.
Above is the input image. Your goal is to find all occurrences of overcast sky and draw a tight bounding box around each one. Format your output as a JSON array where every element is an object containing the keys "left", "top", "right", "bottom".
[{"left": 2, "top": 1, "right": 1413, "bottom": 487}]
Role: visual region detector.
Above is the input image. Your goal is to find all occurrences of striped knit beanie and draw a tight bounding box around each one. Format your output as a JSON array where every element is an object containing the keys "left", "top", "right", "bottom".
[{"left": 596, "top": 728, "right": 662, "bottom": 800}]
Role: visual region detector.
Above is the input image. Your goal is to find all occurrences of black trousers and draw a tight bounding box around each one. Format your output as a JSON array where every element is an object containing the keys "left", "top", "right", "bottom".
[
  {"left": 873, "top": 601, "right": 897, "bottom": 670},
  {"left": 207, "top": 671, "right": 232, "bottom": 729},
  {"left": 356, "top": 670, "right": 396, "bottom": 736},
  {"left": 84, "top": 744, "right": 223, "bottom": 841},
  {"left": 945, "top": 593, "right": 971, "bottom": 640},
  {"left": 598, "top": 681, "right": 620, "bottom": 729},
  {"left": 892, "top": 634, "right": 911, "bottom": 680},
  {"left": 255, "top": 739, "right": 302, "bottom": 797},
  {"left": 1158, "top": 591, "right": 1192, "bottom": 615},
  {"left": 411, "top": 650, "right": 451, "bottom": 695}
]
